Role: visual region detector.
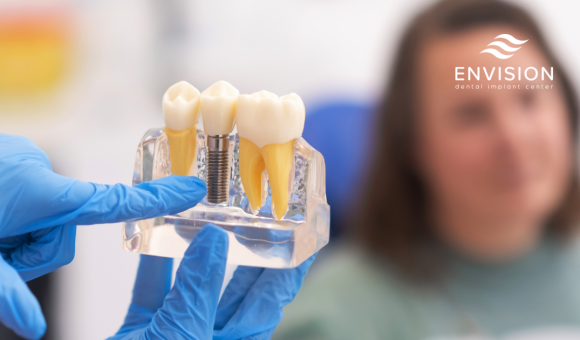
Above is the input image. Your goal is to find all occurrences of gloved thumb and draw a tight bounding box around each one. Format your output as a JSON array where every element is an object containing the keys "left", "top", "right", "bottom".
[
  {"left": 145, "top": 224, "right": 228, "bottom": 339},
  {"left": 214, "top": 253, "right": 317, "bottom": 339},
  {"left": 0, "top": 256, "right": 46, "bottom": 340}
]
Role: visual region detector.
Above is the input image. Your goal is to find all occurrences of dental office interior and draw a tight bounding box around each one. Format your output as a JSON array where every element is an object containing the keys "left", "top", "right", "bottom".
[{"left": 3, "top": 0, "right": 580, "bottom": 339}]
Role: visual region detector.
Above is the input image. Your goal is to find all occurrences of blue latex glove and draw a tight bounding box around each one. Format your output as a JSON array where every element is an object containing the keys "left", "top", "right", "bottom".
[
  {"left": 110, "top": 224, "right": 316, "bottom": 340},
  {"left": 0, "top": 256, "right": 45, "bottom": 340},
  {"left": 0, "top": 133, "right": 207, "bottom": 338}
]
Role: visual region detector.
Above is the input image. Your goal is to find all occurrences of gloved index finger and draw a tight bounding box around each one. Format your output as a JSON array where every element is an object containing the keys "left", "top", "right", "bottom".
[
  {"left": 65, "top": 175, "right": 207, "bottom": 226},
  {"left": 1, "top": 164, "right": 206, "bottom": 235}
]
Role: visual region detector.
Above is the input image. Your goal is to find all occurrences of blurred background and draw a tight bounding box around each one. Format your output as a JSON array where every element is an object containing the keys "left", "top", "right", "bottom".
[{"left": 1, "top": 0, "right": 579, "bottom": 339}]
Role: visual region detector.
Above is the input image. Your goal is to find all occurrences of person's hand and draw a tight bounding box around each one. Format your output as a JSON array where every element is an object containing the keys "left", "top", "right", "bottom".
[
  {"left": 0, "top": 256, "right": 45, "bottom": 340},
  {"left": 0, "top": 133, "right": 207, "bottom": 338},
  {"left": 110, "top": 224, "right": 316, "bottom": 340}
]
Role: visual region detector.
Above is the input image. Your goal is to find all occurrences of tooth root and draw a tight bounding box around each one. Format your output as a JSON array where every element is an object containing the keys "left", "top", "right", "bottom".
[
  {"left": 239, "top": 137, "right": 266, "bottom": 211},
  {"left": 164, "top": 126, "right": 197, "bottom": 176},
  {"left": 261, "top": 139, "right": 295, "bottom": 220}
]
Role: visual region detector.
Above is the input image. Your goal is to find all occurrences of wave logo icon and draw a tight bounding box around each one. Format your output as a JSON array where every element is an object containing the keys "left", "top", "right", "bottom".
[{"left": 480, "top": 34, "right": 529, "bottom": 59}]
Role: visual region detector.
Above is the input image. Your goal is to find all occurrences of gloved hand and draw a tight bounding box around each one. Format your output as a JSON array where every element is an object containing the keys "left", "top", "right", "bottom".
[
  {"left": 0, "top": 256, "right": 45, "bottom": 340},
  {"left": 110, "top": 224, "right": 316, "bottom": 340},
  {"left": 0, "top": 133, "right": 207, "bottom": 339}
]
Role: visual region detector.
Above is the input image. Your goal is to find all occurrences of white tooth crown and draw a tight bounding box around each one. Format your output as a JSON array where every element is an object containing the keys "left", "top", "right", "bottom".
[
  {"left": 201, "top": 80, "right": 240, "bottom": 136},
  {"left": 236, "top": 90, "right": 306, "bottom": 148},
  {"left": 163, "top": 81, "right": 201, "bottom": 131}
]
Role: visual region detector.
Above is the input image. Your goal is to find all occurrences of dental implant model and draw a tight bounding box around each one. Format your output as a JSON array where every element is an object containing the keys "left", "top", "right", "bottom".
[
  {"left": 124, "top": 80, "right": 328, "bottom": 269},
  {"left": 200, "top": 81, "right": 239, "bottom": 204},
  {"left": 236, "top": 91, "right": 306, "bottom": 220},
  {"left": 162, "top": 81, "right": 201, "bottom": 176}
]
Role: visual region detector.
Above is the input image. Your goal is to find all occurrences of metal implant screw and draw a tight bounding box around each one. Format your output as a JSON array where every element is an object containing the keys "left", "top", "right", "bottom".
[{"left": 206, "top": 135, "right": 230, "bottom": 204}]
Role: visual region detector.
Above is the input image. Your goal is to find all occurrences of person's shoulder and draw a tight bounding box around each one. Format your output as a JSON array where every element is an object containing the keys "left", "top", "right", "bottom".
[
  {"left": 304, "top": 244, "right": 402, "bottom": 294},
  {"left": 558, "top": 235, "right": 580, "bottom": 271},
  {"left": 272, "top": 244, "right": 411, "bottom": 340}
]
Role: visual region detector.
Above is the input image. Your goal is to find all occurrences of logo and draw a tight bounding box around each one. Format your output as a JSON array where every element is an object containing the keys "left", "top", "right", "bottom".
[
  {"left": 455, "top": 34, "right": 554, "bottom": 90},
  {"left": 480, "top": 34, "right": 529, "bottom": 59}
]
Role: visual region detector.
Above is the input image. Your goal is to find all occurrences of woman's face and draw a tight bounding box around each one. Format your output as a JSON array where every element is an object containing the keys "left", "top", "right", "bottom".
[{"left": 416, "top": 26, "right": 573, "bottom": 261}]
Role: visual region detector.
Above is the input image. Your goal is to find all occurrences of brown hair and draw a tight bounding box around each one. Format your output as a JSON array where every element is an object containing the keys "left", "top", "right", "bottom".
[{"left": 354, "top": 0, "right": 580, "bottom": 278}]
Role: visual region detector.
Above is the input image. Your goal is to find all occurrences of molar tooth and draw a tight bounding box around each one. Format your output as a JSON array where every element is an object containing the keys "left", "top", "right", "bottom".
[
  {"left": 236, "top": 91, "right": 305, "bottom": 219},
  {"left": 162, "top": 81, "right": 201, "bottom": 176}
]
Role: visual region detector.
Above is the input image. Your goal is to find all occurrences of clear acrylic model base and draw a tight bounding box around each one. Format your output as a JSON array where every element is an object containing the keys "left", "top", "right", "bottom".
[{"left": 122, "top": 128, "right": 330, "bottom": 268}]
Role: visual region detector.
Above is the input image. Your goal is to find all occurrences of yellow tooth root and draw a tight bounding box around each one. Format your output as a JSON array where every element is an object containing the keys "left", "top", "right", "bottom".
[
  {"left": 239, "top": 137, "right": 295, "bottom": 219},
  {"left": 262, "top": 139, "right": 295, "bottom": 220},
  {"left": 164, "top": 126, "right": 197, "bottom": 176},
  {"left": 239, "top": 137, "right": 265, "bottom": 211}
]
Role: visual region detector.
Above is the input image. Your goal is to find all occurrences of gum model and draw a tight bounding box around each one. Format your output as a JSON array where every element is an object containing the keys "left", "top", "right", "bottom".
[{"left": 123, "top": 81, "right": 330, "bottom": 268}]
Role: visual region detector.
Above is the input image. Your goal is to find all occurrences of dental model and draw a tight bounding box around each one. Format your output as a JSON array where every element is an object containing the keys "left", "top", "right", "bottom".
[
  {"left": 162, "top": 81, "right": 201, "bottom": 176},
  {"left": 236, "top": 90, "right": 305, "bottom": 219},
  {"left": 125, "top": 83, "right": 330, "bottom": 267},
  {"left": 200, "top": 80, "right": 240, "bottom": 204}
]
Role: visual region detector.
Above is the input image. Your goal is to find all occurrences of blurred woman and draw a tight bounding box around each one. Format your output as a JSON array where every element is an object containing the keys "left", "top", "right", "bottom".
[{"left": 273, "top": 0, "right": 580, "bottom": 339}]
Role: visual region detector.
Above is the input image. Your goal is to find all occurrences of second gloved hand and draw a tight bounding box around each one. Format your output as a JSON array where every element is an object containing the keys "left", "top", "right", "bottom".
[{"left": 110, "top": 224, "right": 316, "bottom": 340}]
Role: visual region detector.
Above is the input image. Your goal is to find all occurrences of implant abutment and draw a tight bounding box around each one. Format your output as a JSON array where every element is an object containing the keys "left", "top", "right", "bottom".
[{"left": 206, "top": 135, "right": 230, "bottom": 204}]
